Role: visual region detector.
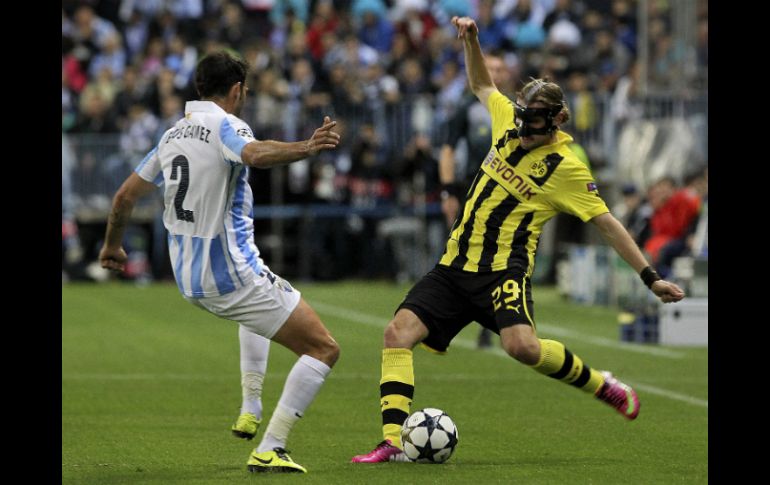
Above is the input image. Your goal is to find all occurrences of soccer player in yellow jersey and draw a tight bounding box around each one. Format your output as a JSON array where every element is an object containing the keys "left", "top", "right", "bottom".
[{"left": 351, "top": 16, "right": 685, "bottom": 463}]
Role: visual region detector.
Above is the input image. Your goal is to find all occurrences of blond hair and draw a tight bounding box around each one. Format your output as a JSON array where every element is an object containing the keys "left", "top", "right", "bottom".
[{"left": 517, "top": 78, "right": 571, "bottom": 124}]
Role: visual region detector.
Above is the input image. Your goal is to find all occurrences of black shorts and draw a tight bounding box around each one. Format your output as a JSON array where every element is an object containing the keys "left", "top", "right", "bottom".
[{"left": 397, "top": 264, "right": 534, "bottom": 352}]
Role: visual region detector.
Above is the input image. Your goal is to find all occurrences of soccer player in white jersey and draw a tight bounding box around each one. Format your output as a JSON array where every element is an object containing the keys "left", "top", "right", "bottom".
[{"left": 99, "top": 51, "right": 341, "bottom": 474}]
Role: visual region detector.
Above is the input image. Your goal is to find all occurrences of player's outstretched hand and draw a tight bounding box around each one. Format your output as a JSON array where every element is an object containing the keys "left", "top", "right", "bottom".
[
  {"left": 451, "top": 16, "right": 478, "bottom": 39},
  {"left": 307, "top": 116, "right": 340, "bottom": 156},
  {"left": 100, "top": 246, "right": 127, "bottom": 273},
  {"left": 651, "top": 280, "right": 685, "bottom": 303}
]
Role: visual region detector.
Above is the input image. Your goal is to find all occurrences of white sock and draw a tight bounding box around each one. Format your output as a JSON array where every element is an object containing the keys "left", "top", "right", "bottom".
[
  {"left": 257, "top": 355, "right": 331, "bottom": 452},
  {"left": 239, "top": 325, "right": 270, "bottom": 417}
]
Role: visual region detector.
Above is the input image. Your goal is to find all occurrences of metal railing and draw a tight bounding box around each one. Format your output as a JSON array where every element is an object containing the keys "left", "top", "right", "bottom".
[{"left": 63, "top": 92, "right": 707, "bottom": 279}]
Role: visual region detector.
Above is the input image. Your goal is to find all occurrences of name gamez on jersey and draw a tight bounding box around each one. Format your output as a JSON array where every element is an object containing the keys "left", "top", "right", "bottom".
[{"left": 165, "top": 125, "right": 212, "bottom": 144}]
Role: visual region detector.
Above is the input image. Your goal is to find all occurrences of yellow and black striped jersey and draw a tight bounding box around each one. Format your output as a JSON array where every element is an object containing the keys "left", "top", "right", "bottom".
[{"left": 439, "top": 90, "right": 609, "bottom": 275}]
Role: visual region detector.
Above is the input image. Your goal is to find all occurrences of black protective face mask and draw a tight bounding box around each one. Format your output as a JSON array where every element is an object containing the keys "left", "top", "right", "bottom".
[{"left": 514, "top": 103, "right": 562, "bottom": 137}]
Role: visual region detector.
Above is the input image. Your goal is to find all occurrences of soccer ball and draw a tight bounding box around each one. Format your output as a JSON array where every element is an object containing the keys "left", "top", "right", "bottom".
[{"left": 401, "top": 408, "right": 458, "bottom": 463}]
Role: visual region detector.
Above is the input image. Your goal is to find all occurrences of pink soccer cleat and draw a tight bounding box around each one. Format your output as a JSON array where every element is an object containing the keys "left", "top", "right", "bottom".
[
  {"left": 596, "top": 371, "right": 640, "bottom": 420},
  {"left": 351, "top": 439, "right": 408, "bottom": 463}
]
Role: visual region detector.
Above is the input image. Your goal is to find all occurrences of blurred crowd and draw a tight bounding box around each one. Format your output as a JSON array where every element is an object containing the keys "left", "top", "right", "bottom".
[
  {"left": 62, "top": 0, "right": 708, "bottom": 281},
  {"left": 613, "top": 165, "right": 708, "bottom": 279}
]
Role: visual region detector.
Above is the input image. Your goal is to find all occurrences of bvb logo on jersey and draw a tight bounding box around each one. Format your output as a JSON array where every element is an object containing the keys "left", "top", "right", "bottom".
[{"left": 530, "top": 160, "right": 547, "bottom": 178}]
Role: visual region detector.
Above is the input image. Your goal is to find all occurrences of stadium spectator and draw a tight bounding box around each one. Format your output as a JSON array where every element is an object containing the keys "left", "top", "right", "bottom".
[
  {"left": 71, "top": 88, "right": 119, "bottom": 134},
  {"left": 112, "top": 67, "right": 148, "bottom": 124},
  {"left": 217, "top": 2, "right": 248, "bottom": 50},
  {"left": 642, "top": 175, "right": 678, "bottom": 262},
  {"left": 148, "top": 8, "right": 180, "bottom": 45},
  {"left": 687, "top": 170, "right": 708, "bottom": 259},
  {"left": 98, "top": 51, "right": 341, "bottom": 473},
  {"left": 586, "top": 28, "right": 631, "bottom": 92},
  {"left": 610, "top": 60, "right": 642, "bottom": 125},
  {"left": 392, "top": 0, "right": 438, "bottom": 51},
  {"left": 475, "top": 0, "right": 510, "bottom": 50},
  {"left": 432, "top": 57, "right": 466, "bottom": 124},
  {"left": 62, "top": 41, "right": 89, "bottom": 95},
  {"left": 88, "top": 32, "right": 127, "bottom": 79},
  {"left": 140, "top": 37, "right": 167, "bottom": 79},
  {"left": 351, "top": 16, "right": 684, "bottom": 463},
  {"left": 353, "top": 0, "right": 394, "bottom": 54},
  {"left": 119, "top": 103, "right": 160, "bottom": 156},
  {"left": 612, "top": 183, "right": 651, "bottom": 245},
  {"left": 543, "top": 0, "right": 583, "bottom": 34},
  {"left": 611, "top": 0, "right": 637, "bottom": 56},
  {"left": 565, "top": 70, "right": 598, "bottom": 138},
  {"left": 503, "top": 0, "right": 548, "bottom": 51},
  {"left": 306, "top": 0, "right": 338, "bottom": 61},
  {"left": 121, "top": 10, "right": 150, "bottom": 62},
  {"left": 648, "top": 168, "right": 707, "bottom": 275},
  {"left": 68, "top": 4, "right": 118, "bottom": 51},
  {"left": 61, "top": 0, "right": 707, "bottom": 284},
  {"left": 62, "top": 64, "right": 79, "bottom": 132}
]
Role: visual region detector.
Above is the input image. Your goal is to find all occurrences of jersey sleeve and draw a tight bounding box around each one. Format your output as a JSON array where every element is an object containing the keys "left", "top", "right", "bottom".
[
  {"left": 486, "top": 90, "right": 515, "bottom": 144},
  {"left": 220, "top": 115, "right": 256, "bottom": 165},
  {"left": 134, "top": 146, "right": 163, "bottom": 187},
  {"left": 548, "top": 163, "right": 610, "bottom": 222}
]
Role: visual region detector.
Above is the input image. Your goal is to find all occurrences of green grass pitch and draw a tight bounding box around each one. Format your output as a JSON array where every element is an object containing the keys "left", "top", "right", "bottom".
[{"left": 63, "top": 281, "right": 707, "bottom": 484}]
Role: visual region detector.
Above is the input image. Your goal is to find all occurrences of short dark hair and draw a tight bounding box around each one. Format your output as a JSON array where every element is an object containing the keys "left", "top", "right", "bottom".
[{"left": 194, "top": 51, "right": 249, "bottom": 99}]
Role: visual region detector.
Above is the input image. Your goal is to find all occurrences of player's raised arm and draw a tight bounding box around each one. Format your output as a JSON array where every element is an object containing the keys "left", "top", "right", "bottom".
[
  {"left": 241, "top": 116, "right": 340, "bottom": 168},
  {"left": 451, "top": 16, "right": 496, "bottom": 107}
]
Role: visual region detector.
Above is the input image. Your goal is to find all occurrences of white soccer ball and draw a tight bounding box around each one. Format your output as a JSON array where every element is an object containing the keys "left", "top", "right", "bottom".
[{"left": 401, "top": 408, "right": 458, "bottom": 463}]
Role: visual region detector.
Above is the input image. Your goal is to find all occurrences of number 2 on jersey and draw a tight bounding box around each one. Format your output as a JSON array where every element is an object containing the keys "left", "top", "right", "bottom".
[{"left": 170, "top": 155, "right": 195, "bottom": 222}]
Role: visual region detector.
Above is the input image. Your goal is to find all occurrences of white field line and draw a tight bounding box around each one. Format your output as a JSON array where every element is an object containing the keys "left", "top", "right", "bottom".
[
  {"left": 537, "top": 324, "right": 686, "bottom": 359},
  {"left": 621, "top": 382, "right": 707, "bottom": 408},
  {"left": 62, "top": 371, "right": 707, "bottom": 408},
  {"left": 308, "top": 301, "right": 685, "bottom": 358},
  {"left": 309, "top": 300, "right": 707, "bottom": 409},
  {"left": 63, "top": 372, "right": 519, "bottom": 382},
  {"left": 62, "top": 300, "right": 706, "bottom": 408}
]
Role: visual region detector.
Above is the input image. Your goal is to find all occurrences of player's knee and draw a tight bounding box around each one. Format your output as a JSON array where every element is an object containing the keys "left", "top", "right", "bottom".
[
  {"left": 502, "top": 336, "right": 539, "bottom": 365},
  {"left": 383, "top": 318, "right": 423, "bottom": 348},
  {"left": 383, "top": 321, "right": 404, "bottom": 347},
  {"left": 324, "top": 337, "right": 340, "bottom": 367},
  {"left": 311, "top": 333, "right": 340, "bottom": 368}
]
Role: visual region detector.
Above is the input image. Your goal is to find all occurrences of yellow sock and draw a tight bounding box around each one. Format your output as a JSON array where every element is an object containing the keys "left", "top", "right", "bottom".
[
  {"left": 380, "top": 348, "right": 414, "bottom": 449},
  {"left": 530, "top": 339, "right": 604, "bottom": 394}
]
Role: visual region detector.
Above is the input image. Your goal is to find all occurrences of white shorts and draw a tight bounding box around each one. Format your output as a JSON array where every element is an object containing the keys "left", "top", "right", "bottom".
[{"left": 184, "top": 267, "right": 301, "bottom": 339}]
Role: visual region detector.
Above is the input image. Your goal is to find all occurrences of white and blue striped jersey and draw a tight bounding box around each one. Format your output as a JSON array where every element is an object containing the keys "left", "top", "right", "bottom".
[{"left": 135, "top": 101, "right": 263, "bottom": 298}]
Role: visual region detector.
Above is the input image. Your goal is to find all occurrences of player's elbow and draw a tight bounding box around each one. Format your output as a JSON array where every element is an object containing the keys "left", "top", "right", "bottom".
[
  {"left": 114, "top": 182, "right": 138, "bottom": 207},
  {"left": 470, "top": 73, "right": 495, "bottom": 89},
  {"left": 590, "top": 212, "right": 616, "bottom": 233},
  {"left": 242, "top": 145, "right": 271, "bottom": 169},
  {"left": 469, "top": 81, "right": 491, "bottom": 96},
  {"left": 244, "top": 154, "right": 266, "bottom": 168},
  {"left": 242, "top": 151, "right": 262, "bottom": 168},
  {"left": 111, "top": 189, "right": 137, "bottom": 216}
]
